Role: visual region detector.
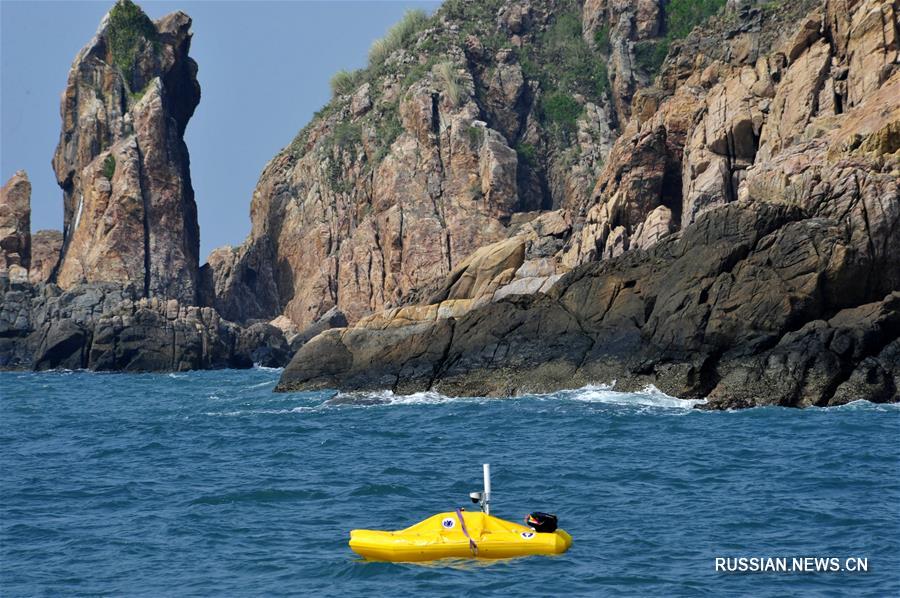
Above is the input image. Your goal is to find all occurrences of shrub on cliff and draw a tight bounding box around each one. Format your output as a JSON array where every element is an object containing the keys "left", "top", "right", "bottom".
[
  {"left": 106, "top": 0, "right": 158, "bottom": 74},
  {"left": 666, "top": 0, "right": 728, "bottom": 39},
  {"left": 542, "top": 92, "right": 582, "bottom": 132},
  {"left": 634, "top": 0, "right": 727, "bottom": 76},
  {"left": 102, "top": 155, "right": 116, "bottom": 180}
]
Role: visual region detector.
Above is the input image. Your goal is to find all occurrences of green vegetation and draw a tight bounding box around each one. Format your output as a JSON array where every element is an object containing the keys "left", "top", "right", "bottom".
[
  {"left": 632, "top": 0, "right": 727, "bottom": 76},
  {"left": 436, "top": 61, "right": 464, "bottom": 107},
  {"left": 633, "top": 40, "right": 668, "bottom": 75},
  {"left": 542, "top": 92, "right": 582, "bottom": 130},
  {"left": 128, "top": 80, "right": 152, "bottom": 104},
  {"left": 400, "top": 58, "right": 437, "bottom": 90},
  {"left": 368, "top": 9, "right": 429, "bottom": 66},
  {"left": 373, "top": 107, "right": 403, "bottom": 163},
  {"left": 106, "top": 0, "right": 158, "bottom": 74},
  {"left": 594, "top": 25, "right": 610, "bottom": 52},
  {"left": 516, "top": 142, "right": 538, "bottom": 167},
  {"left": 666, "top": 0, "right": 728, "bottom": 39},
  {"left": 331, "top": 121, "right": 362, "bottom": 150},
  {"left": 466, "top": 125, "right": 484, "bottom": 147},
  {"left": 512, "top": 1, "right": 613, "bottom": 139},
  {"left": 330, "top": 69, "right": 364, "bottom": 96},
  {"left": 102, "top": 154, "right": 116, "bottom": 180}
]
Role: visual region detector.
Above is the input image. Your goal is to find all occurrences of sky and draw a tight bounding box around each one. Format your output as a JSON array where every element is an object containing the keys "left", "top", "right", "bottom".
[{"left": 1, "top": 0, "right": 440, "bottom": 259}]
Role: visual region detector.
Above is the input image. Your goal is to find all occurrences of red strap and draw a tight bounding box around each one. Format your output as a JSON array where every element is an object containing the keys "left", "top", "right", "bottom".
[{"left": 455, "top": 508, "right": 478, "bottom": 556}]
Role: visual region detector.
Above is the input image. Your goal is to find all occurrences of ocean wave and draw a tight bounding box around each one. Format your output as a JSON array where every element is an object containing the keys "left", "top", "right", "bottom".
[
  {"left": 253, "top": 364, "right": 284, "bottom": 372},
  {"left": 559, "top": 384, "right": 705, "bottom": 409},
  {"left": 328, "top": 389, "right": 486, "bottom": 407},
  {"left": 327, "top": 384, "right": 704, "bottom": 410}
]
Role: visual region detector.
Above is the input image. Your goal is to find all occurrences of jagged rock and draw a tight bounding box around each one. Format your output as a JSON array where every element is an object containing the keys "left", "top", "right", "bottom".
[
  {"left": 824, "top": 0, "right": 899, "bottom": 109},
  {"left": 52, "top": 1, "right": 201, "bottom": 303},
  {"left": 705, "top": 294, "right": 900, "bottom": 408},
  {"left": 28, "top": 231, "right": 63, "bottom": 284},
  {"left": 630, "top": 205, "right": 674, "bottom": 250},
  {"left": 0, "top": 279, "right": 289, "bottom": 372},
  {"left": 757, "top": 39, "right": 832, "bottom": 161},
  {"left": 350, "top": 82, "right": 372, "bottom": 116},
  {"left": 288, "top": 307, "right": 349, "bottom": 353},
  {"left": 234, "top": 323, "right": 291, "bottom": 368},
  {"left": 198, "top": 239, "right": 280, "bottom": 323},
  {"left": 0, "top": 171, "right": 31, "bottom": 281},
  {"left": 429, "top": 237, "right": 526, "bottom": 303}
]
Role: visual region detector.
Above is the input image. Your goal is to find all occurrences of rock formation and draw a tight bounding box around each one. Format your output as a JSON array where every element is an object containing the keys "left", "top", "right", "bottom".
[
  {"left": 204, "top": 0, "right": 627, "bottom": 329},
  {"left": 52, "top": 0, "right": 201, "bottom": 304},
  {"left": 277, "top": 0, "right": 900, "bottom": 408},
  {"left": 28, "top": 230, "right": 63, "bottom": 284},
  {"left": 0, "top": 171, "right": 31, "bottom": 283},
  {"left": 0, "top": 279, "right": 287, "bottom": 371},
  {"left": 0, "top": 1, "right": 288, "bottom": 373}
]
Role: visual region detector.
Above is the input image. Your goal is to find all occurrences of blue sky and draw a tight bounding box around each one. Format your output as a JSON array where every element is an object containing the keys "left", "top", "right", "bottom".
[{"left": 1, "top": 0, "right": 440, "bottom": 259}]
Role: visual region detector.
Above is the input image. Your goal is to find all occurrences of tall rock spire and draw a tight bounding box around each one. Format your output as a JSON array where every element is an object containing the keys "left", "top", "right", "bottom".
[{"left": 52, "top": 0, "right": 201, "bottom": 303}]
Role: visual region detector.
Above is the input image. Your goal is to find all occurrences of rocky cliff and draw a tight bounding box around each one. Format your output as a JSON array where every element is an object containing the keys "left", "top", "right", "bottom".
[
  {"left": 277, "top": 0, "right": 900, "bottom": 408},
  {"left": 52, "top": 0, "right": 201, "bottom": 304},
  {"left": 204, "top": 0, "right": 685, "bottom": 328},
  {"left": 0, "top": 1, "right": 288, "bottom": 372}
]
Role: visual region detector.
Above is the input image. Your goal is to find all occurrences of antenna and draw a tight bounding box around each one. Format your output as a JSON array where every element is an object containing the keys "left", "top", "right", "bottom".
[{"left": 468, "top": 463, "right": 491, "bottom": 514}]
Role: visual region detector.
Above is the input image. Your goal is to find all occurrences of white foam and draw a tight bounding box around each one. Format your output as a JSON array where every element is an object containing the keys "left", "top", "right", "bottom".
[{"left": 562, "top": 383, "right": 705, "bottom": 409}]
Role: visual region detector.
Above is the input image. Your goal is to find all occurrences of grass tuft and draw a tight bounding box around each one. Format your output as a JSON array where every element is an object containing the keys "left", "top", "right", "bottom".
[
  {"left": 368, "top": 9, "right": 429, "bottom": 66},
  {"left": 436, "top": 61, "right": 464, "bottom": 107}
]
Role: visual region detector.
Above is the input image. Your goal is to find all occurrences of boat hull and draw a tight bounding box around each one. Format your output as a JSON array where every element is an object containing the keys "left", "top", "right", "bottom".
[{"left": 349, "top": 511, "right": 572, "bottom": 562}]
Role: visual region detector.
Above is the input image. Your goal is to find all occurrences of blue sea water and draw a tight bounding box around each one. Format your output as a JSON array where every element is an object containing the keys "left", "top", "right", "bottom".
[{"left": 1, "top": 369, "right": 898, "bottom": 597}]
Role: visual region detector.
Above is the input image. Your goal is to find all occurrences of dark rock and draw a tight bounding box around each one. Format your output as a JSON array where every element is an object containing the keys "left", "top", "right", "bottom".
[
  {"left": 0, "top": 280, "right": 288, "bottom": 372},
  {"left": 235, "top": 323, "right": 291, "bottom": 368},
  {"left": 277, "top": 200, "right": 900, "bottom": 408},
  {"left": 289, "top": 307, "right": 348, "bottom": 353}
]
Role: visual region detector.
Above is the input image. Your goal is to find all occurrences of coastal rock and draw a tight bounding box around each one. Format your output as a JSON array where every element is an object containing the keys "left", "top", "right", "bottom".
[
  {"left": 198, "top": 239, "right": 280, "bottom": 323},
  {"left": 0, "top": 171, "right": 31, "bottom": 281},
  {"left": 28, "top": 230, "right": 63, "bottom": 284},
  {"left": 277, "top": 196, "right": 899, "bottom": 408},
  {"left": 52, "top": 1, "right": 201, "bottom": 303},
  {"left": 0, "top": 279, "right": 289, "bottom": 371}
]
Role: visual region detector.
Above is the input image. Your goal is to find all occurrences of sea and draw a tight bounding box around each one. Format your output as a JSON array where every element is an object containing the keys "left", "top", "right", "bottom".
[{"left": 1, "top": 368, "right": 898, "bottom": 596}]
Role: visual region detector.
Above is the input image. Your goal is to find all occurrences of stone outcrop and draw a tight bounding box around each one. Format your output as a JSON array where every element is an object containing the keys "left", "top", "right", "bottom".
[
  {"left": 28, "top": 231, "right": 63, "bottom": 284},
  {"left": 277, "top": 0, "right": 900, "bottom": 409},
  {"left": 0, "top": 279, "right": 288, "bottom": 371},
  {"left": 0, "top": 171, "right": 32, "bottom": 283},
  {"left": 52, "top": 0, "right": 201, "bottom": 303},
  {"left": 0, "top": 1, "right": 291, "bottom": 374}
]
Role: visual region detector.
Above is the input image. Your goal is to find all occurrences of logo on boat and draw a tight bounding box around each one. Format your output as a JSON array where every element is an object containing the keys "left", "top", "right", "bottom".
[
  {"left": 521, "top": 531, "right": 535, "bottom": 539},
  {"left": 442, "top": 518, "right": 455, "bottom": 529}
]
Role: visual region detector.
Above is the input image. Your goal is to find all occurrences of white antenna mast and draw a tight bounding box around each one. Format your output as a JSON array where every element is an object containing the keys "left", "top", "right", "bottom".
[{"left": 469, "top": 463, "right": 492, "bottom": 514}]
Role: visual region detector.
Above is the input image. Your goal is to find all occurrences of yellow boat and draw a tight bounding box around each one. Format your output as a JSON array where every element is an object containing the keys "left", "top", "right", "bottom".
[{"left": 350, "top": 510, "right": 572, "bottom": 562}]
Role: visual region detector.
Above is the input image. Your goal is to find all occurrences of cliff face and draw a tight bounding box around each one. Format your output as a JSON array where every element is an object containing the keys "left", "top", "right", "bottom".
[
  {"left": 206, "top": 0, "right": 682, "bottom": 328},
  {"left": 0, "top": 1, "right": 290, "bottom": 373},
  {"left": 52, "top": 0, "right": 201, "bottom": 304},
  {"left": 278, "top": 0, "right": 900, "bottom": 408}
]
